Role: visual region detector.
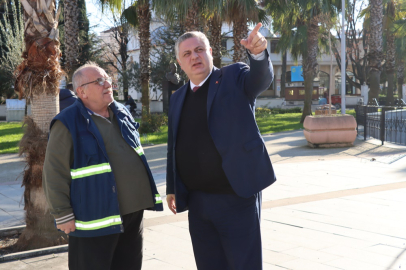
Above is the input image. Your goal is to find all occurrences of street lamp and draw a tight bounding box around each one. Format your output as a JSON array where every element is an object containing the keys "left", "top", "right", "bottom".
[{"left": 341, "top": 0, "right": 346, "bottom": 114}]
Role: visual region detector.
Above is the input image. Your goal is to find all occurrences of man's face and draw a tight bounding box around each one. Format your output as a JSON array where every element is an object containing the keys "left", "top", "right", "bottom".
[
  {"left": 78, "top": 67, "right": 113, "bottom": 110},
  {"left": 177, "top": 37, "right": 213, "bottom": 84}
]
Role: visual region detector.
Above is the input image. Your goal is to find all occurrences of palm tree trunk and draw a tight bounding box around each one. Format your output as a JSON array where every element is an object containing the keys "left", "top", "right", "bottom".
[
  {"left": 15, "top": 0, "right": 67, "bottom": 251},
  {"left": 64, "top": 0, "right": 79, "bottom": 81},
  {"left": 280, "top": 50, "right": 287, "bottom": 97},
  {"left": 368, "top": 0, "right": 384, "bottom": 103},
  {"left": 385, "top": 2, "right": 395, "bottom": 106},
  {"left": 397, "top": 63, "right": 404, "bottom": 99},
  {"left": 119, "top": 25, "right": 129, "bottom": 100},
  {"left": 137, "top": 0, "right": 151, "bottom": 119},
  {"left": 232, "top": 15, "right": 248, "bottom": 63},
  {"left": 300, "top": 17, "right": 319, "bottom": 123},
  {"left": 209, "top": 14, "right": 222, "bottom": 68},
  {"left": 386, "top": 31, "right": 395, "bottom": 106},
  {"left": 185, "top": 0, "right": 200, "bottom": 32}
]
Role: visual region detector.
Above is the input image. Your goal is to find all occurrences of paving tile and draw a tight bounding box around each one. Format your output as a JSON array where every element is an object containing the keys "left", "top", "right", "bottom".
[
  {"left": 0, "top": 184, "right": 23, "bottom": 198},
  {"left": 263, "top": 263, "right": 291, "bottom": 270},
  {"left": 142, "top": 258, "right": 185, "bottom": 270},
  {"left": 0, "top": 261, "right": 31, "bottom": 270},
  {"left": 324, "top": 257, "right": 391, "bottom": 270},
  {"left": 7, "top": 210, "right": 25, "bottom": 221},
  {"left": 0, "top": 194, "right": 24, "bottom": 212},
  {"left": 262, "top": 249, "right": 299, "bottom": 265},
  {"left": 143, "top": 247, "right": 196, "bottom": 269},
  {"left": 264, "top": 207, "right": 405, "bottom": 247},
  {"left": 262, "top": 237, "right": 300, "bottom": 252},
  {"left": 365, "top": 243, "right": 406, "bottom": 257},
  {"left": 145, "top": 223, "right": 191, "bottom": 241},
  {"left": 281, "top": 247, "right": 340, "bottom": 263},
  {"left": 277, "top": 258, "right": 343, "bottom": 270},
  {"left": 320, "top": 245, "right": 399, "bottom": 268}
]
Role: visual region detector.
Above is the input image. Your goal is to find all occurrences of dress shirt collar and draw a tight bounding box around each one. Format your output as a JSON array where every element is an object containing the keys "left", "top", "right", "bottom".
[{"left": 189, "top": 71, "right": 212, "bottom": 90}]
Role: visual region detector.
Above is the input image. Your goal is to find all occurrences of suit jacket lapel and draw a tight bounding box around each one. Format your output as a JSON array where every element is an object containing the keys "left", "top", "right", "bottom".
[
  {"left": 207, "top": 67, "right": 222, "bottom": 119},
  {"left": 172, "top": 83, "right": 188, "bottom": 142}
]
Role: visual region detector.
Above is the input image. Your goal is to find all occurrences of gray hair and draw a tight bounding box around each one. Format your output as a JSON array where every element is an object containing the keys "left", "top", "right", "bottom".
[
  {"left": 72, "top": 61, "right": 101, "bottom": 94},
  {"left": 175, "top": 31, "right": 210, "bottom": 60}
]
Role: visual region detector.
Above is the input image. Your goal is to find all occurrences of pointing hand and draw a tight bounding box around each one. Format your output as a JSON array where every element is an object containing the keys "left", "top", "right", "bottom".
[{"left": 240, "top": 23, "right": 267, "bottom": 55}]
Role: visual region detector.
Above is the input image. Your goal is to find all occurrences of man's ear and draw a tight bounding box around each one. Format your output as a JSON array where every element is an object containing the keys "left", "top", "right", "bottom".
[
  {"left": 209, "top": 47, "right": 212, "bottom": 56},
  {"left": 77, "top": 87, "right": 86, "bottom": 99}
]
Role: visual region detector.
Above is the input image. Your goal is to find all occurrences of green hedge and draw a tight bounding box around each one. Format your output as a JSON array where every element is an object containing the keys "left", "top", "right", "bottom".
[{"left": 255, "top": 107, "right": 302, "bottom": 118}]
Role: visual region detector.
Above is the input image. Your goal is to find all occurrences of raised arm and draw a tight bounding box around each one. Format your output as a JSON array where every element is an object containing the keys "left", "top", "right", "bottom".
[{"left": 237, "top": 23, "right": 274, "bottom": 99}]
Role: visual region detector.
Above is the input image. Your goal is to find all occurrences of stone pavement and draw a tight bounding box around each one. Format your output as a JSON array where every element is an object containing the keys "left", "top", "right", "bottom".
[{"left": 0, "top": 130, "right": 405, "bottom": 269}]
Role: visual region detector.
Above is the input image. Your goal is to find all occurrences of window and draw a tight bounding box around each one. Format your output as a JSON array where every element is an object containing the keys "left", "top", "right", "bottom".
[
  {"left": 289, "top": 90, "right": 294, "bottom": 96},
  {"left": 286, "top": 71, "right": 291, "bottom": 83},
  {"left": 221, "top": 39, "right": 227, "bottom": 51},
  {"left": 299, "top": 90, "right": 305, "bottom": 95},
  {"left": 270, "top": 40, "right": 278, "bottom": 53}
]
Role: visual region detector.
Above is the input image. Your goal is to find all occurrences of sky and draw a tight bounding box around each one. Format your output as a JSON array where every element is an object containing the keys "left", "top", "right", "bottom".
[{"left": 85, "top": 0, "right": 114, "bottom": 35}]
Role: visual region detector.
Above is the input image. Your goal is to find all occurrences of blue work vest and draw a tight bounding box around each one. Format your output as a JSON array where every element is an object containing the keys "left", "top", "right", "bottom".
[{"left": 51, "top": 99, "right": 163, "bottom": 237}]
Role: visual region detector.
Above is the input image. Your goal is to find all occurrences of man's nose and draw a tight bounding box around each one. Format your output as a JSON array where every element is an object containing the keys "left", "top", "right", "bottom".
[
  {"left": 105, "top": 80, "right": 112, "bottom": 88},
  {"left": 191, "top": 51, "right": 199, "bottom": 59}
]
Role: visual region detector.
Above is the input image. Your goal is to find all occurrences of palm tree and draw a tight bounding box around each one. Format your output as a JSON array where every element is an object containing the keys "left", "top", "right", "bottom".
[
  {"left": 137, "top": 0, "right": 152, "bottom": 118},
  {"left": 267, "top": 0, "right": 339, "bottom": 123},
  {"left": 224, "top": 0, "right": 265, "bottom": 63},
  {"left": 383, "top": 0, "right": 396, "bottom": 106},
  {"left": 396, "top": 38, "right": 406, "bottom": 100},
  {"left": 154, "top": 0, "right": 266, "bottom": 64},
  {"left": 185, "top": 0, "right": 201, "bottom": 31},
  {"left": 209, "top": 13, "right": 223, "bottom": 67},
  {"left": 64, "top": 0, "right": 79, "bottom": 81},
  {"left": 14, "top": 0, "right": 67, "bottom": 251},
  {"left": 368, "top": 0, "right": 384, "bottom": 103},
  {"left": 393, "top": 2, "right": 406, "bottom": 100}
]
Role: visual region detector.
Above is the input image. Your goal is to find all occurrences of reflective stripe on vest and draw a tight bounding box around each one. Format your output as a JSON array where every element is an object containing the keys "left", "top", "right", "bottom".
[
  {"left": 75, "top": 215, "right": 122, "bottom": 230},
  {"left": 155, "top": 194, "right": 162, "bottom": 204},
  {"left": 70, "top": 163, "right": 112, "bottom": 179},
  {"left": 134, "top": 146, "right": 144, "bottom": 156}
]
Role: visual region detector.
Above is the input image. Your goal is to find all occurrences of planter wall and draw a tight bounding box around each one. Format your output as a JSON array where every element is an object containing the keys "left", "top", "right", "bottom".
[{"left": 303, "top": 115, "right": 357, "bottom": 148}]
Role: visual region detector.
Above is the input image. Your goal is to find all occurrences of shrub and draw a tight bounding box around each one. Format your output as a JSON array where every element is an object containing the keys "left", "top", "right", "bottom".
[
  {"left": 255, "top": 107, "right": 302, "bottom": 118},
  {"left": 139, "top": 113, "right": 168, "bottom": 134},
  {"left": 255, "top": 107, "right": 272, "bottom": 118},
  {"left": 271, "top": 107, "right": 302, "bottom": 114}
]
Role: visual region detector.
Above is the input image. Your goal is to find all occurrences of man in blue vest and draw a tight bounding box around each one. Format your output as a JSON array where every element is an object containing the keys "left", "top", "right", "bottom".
[
  {"left": 43, "top": 62, "right": 163, "bottom": 270},
  {"left": 166, "top": 23, "right": 276, "bottom": 269}
]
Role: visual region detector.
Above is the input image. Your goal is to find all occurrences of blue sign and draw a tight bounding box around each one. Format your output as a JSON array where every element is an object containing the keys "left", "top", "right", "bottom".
[{"left": 291, "top": 66, "right": 304, "bottom": 82}]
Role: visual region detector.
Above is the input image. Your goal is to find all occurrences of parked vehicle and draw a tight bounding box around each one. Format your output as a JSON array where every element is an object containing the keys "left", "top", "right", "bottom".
[{"left": 326, "top": 95, "right": 341, "bottom": 109}]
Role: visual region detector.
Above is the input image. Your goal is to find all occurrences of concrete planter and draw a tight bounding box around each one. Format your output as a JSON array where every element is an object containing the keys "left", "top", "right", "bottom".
[{"left": 303, "top": 114, "right": 357, "bottom": 148}]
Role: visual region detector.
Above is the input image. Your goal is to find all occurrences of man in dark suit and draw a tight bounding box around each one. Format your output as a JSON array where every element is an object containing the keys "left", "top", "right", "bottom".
[
  {"left": 59, "top": 83, "right": 77, "bottom": 111},
  {"left": 166, "top": 23, "right": 276, "bottom": 270}
]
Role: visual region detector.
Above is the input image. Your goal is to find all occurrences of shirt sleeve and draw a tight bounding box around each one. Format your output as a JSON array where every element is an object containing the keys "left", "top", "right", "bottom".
[
  {"left": 42, "top": 120, "right": 75, "bottom": 224},
  {"left": 247, "top": 50, "right": 265, "bottom": 61}
]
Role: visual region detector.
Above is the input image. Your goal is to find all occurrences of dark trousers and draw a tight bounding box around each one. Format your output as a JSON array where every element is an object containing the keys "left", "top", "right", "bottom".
[
  {"left": 68, "top": 210, "right": 144, "bottom": 270},
  {"left": 188, "top": 191, "right": 262, "bottom": 270}
]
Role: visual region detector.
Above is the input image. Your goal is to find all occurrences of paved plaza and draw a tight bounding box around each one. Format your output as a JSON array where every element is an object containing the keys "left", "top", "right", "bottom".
[{"left": 0, "top": 130, "right": 405, "bottom": 269}]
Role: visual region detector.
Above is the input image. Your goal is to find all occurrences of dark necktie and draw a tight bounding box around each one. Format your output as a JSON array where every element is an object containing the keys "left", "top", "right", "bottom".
[{"left": 192, "top": 86, "right": 200, "bottom": 92}]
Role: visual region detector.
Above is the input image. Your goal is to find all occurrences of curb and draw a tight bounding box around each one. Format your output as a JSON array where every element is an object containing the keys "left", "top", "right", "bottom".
[
  {"left": 0, "top": 225, "right": 25, "bottom": 238},
  {"left": 0, "top": 244, "right": 68, "bottom": 263},
  {"left": 0, "top": 225, "right": 68, "bottom": 263}
]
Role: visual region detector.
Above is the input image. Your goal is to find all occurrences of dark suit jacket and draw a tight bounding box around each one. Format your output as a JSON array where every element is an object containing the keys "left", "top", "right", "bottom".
[
  {"left": 59, "top": 89, "right": 77, "bottom": 112},
  {"left": 166, "top": 51, "right": 276, "bottom": 213}
]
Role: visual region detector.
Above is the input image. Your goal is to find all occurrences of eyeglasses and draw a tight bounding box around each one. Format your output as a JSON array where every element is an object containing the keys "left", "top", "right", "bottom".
[{"left": 80, "top": 77, "right": 112, "bottom": 87}]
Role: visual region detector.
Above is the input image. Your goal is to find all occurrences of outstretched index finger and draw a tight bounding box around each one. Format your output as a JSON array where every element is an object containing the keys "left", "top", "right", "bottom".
[{"left": 249, "top": 23, "right": 263, "bottom": 40}]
